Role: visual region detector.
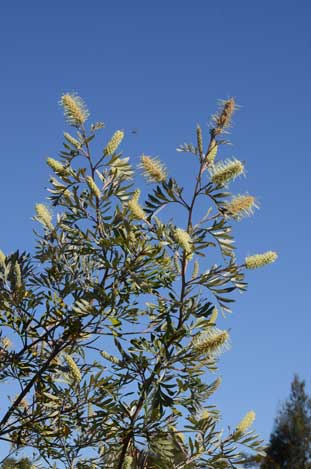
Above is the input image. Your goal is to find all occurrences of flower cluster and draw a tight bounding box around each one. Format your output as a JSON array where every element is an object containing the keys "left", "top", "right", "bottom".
[
  {"left": 209, "top": 307, "right": 218, "bottom": 324},
  {"left": 209, "top": 158, "right": 244, "bottom": 187},
  {"left": 64, "top": 132, "right": 81, "bottom": 148},
  {"left": 128, "top": 189, "right": 146, "bottom": 221},
  {"left": 14, "top": 262, "right": 22, "bottom": 289},
  {"left": 213, "top": 97, "right": 236, "bottom": 134},
  {"left": 192, "top": 328, "right": 230, "bottom": 357},
  {"left": 235, "top": 410, "right": 256, "bottom": 434},
  {"left": 205, "top": 142, "right": 218, "bottom": 165},
  {"left": 35, "top": 204, "right": 53, "bottom": 230},
  {"left": 104, "top": 130, "right": 124, "bottom": 156},
  {"left": 86, "top": 176, "right": 101, "bottom": 199},
  {"left": 101, "top": 350, "right": 121, "bottom": 365},
  {"left": 174, "top": 228, "right": 193, "bottom": 257},
  {"left": 245, "top": 251, "right": 278, "bottom": 269},
  {"left": 0, "top": 250, "right": 5, "bottom": 266},
  {"left": 60, "top": 93, "right": 89, "bottom": 127},
  {"left": 224, "top": 194, "right": 257, "bottom": 220},
  {"left": 139, "top": 155, "right": 167, "bottom": 183},
  {"left": 64, "top": 354, "right": 81, "bottom": 382},
  {"left": 47, "top": 158, "right": 69, "bottom": 176}
]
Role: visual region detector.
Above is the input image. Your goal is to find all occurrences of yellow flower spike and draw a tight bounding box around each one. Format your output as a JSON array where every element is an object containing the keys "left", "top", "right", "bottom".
[
  {"left": 205, "top": 142, "right": 218, "bottom": 165},
  {"left": 173, "top": 252, "right": 181, "bottom": 274},
  {"left": 46, "top": 158, "right": 69, "bottom": 176},
  {"left": 60, "top": 93, "right": 89, "bottom": 127},
  {"left": 86, "top": 176, "right": 101, "bottom": 199},
  {"left": 245, "top": 251, "right": 278, "bottom": 269},
  {"left": 88, "top": 401, "right": 94, "bottom": 418},
  {"left": 210, "top": 159, "right": 244, "bottom": 187},
  {"left": 209, "top": 307, "right": 218, "bottom": 324},
  {"left": 14, "top": 262, "right": 22, "bottom": 289},
  {"left": 139, "top": 155, "right": 167, "bottom": 183},
  {"left": 192, "top": 328, "right": 230, "bottom": 357},
  {"left": 64, "top": 354, "right": 81, "bottom": 382},
  {"left": 128, "top": 189, "right": 146, "bottom": 221},
  {"left": 196, "top": 125, "right": 204, "bottom": 157},
  {"left": 174, "top": 228, "right": 193, "bottom": 256},
  {"left": 0, "top": 250, "right": 6, "bottom": 267},
  {"left": 235, "top": 410, "right": 256, "bottom": 434},
  {"left": 35, "top": 204, "right": 54, "bottom": 230},
  {"left": 224, "top": 194, "right": 257, "bottom": 220},
  {"left": 213, "top": 97, "right": 236, "bottom": 134},
  {"left": 191, "top": 260, "right": 199, "bottom": 279},
  {"left": 64, "top": 132, "right": 81, "bottom": 148},
  {"left": 104, "top": 130, "right": 124, "bottom": 156},
  {"left": 101, "top": 350, "right": 121, "bottom": 365}
]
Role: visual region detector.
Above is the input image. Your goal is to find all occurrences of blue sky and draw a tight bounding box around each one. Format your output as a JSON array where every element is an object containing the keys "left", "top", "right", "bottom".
[{"left": 0, "top": 0, "right": 311, "bottom": 457}]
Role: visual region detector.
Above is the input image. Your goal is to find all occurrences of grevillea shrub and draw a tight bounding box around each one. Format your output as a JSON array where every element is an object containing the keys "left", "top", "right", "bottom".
[{"left": 0, "top": 95, "right": 277, "bottom": 468}]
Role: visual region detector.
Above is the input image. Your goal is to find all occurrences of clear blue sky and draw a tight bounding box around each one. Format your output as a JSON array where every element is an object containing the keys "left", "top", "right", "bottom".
[{"left": 0, "top": 0, "right": 310, "bottom": 455}]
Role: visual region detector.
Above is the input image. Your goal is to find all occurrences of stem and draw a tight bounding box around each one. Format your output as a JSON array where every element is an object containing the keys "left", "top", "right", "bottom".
[
  {"left": 118, "top": 133, "right": 217, "bottom": 467},
  {"left": 177, "top": 134, "right": 217, "bottom": 329},
  {"left": 83, "top": 129, "right": 104, "bottom": 238},
  {"left": 117, "top": 371, "right": 157, "bottom": 469},
  {"left": 0, "top": 340, "right": 68, "bottom": 435}
]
